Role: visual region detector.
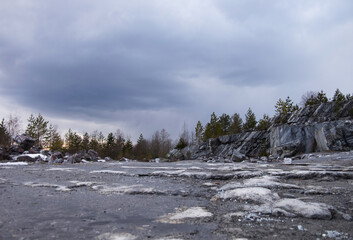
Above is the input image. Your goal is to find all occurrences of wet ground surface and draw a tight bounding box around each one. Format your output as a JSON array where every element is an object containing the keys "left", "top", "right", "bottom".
[{"left": 1, "top": 152, "right": 353, "bottom": 240}]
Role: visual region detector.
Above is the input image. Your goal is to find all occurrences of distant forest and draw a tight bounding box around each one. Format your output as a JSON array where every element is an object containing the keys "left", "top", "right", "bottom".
[{"left": 0, "top": 89, "right": 352, "bottom": 160}]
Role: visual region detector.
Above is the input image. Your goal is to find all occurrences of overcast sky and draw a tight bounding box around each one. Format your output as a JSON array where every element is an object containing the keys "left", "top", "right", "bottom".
[{"left": 0, "top": 0, "right": 352, "bottom": 141}]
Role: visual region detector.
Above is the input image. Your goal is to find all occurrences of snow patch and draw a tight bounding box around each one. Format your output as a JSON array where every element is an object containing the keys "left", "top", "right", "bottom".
[
  {"left": 92, "top": 184, "right": 161, "bottom": 195},
  {"left": 158, "top": 207, "right": 213, "bottom": 223},
  {"left": 274, "top": 198, "right": 332, "bottom": 219},
  {"left": 90, "top": 170, "right": 126, "bottom": 175},
  {"left": 70, "top": 181, "right": 101, "bottom": 187},
  {"left": 24, "top": 182, "right": 71, "bottom": 192},
  {"left": 0, "top": 162, "right": 28, "bottom": 166},
  {"left": 97, "top": 232, "right": 136, "bottom": 240},
  {"left": 47, "top": 168, "right": 78, "bottom": 172},
  {"left": 217, "top": 187, "right": 280, "bottom": 203}
]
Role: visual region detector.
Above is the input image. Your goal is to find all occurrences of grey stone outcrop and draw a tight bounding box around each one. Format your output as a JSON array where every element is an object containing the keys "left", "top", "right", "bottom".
[{"left": 169, "top": 100, "right": 353, "bottom": 160}]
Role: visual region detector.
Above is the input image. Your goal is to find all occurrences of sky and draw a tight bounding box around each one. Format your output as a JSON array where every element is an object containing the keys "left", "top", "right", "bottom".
[{"left": 0, "top": 0, "right": 353, "bottom": 141}]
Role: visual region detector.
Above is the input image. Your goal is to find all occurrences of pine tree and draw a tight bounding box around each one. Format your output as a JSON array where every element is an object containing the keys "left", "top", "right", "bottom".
[
  {"left": 104, "top": 132, "right": 115, "bottom": 158},
  {"left": 43, "top": 124, "right": 60, "bottom": 149},
  {"left": 203, "top": 112, "right": 222, "bottom": 140},
  {"left": 25, "top": 113, "right": 49, "bottom": 147},
  {"left": 219, "top": 113, "right": 231, "bottom": 135},
  {"left": 275, "top": 96, "right": 298, "bottom": 116},
  {"left": 64, "top": 129, "right": 82, "bottom": 153},
  {"left": 243, "top": 108, "right": 257, "bottom": 131},
  {"left": 122, "top": 139, "right": 133, "bottom": 158},
  {"left": 229, "top": 113, "right": 243, "bottom": 134},
  {"left": 195, "top": 121, "right": 204, "bottom": 144},
  {"left": 81, "top": 132, "right": 90, "bottom": 151},
  {"left": 257, "top": 114, "right": 271, "bottom": 131},
  {"left": 302, "top": 90, "right": 328, "bottom": 106},
  {"left": 0, "top": 118, "right": 11, "bottom": 146},
  {"left": 333, "top": 88, "right": 346, "bottom": 111}
]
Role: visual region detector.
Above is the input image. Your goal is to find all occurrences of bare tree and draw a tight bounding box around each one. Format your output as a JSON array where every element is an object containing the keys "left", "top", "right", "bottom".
[
  {"left": 179, "top": 122, "right": 190, "bottom": 145},
  {"left": 160, "top": 128, "right": 172, "bottom": 157},
  {"left": 6, "top": 114, "right": 21, "bottom": 145}
]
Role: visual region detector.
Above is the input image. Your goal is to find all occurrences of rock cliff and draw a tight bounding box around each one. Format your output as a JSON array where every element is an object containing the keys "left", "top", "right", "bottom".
[{"left": 168, "top": 100, "right": 353, "bottom": 161}]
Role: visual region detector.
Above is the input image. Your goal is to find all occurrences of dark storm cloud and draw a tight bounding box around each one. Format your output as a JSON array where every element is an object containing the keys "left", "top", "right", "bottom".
[{"left": 0, "top": 0, "right": 353, "bottom": 138}]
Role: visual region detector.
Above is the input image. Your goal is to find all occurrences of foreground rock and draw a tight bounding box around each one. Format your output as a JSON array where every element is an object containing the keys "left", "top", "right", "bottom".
[{"left": 0, "top": 152, "right": 352, "bottom": 239}]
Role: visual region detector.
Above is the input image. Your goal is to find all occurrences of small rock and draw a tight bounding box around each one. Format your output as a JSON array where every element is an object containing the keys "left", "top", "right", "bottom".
[{"left": 283, "top": 158, "right": 292, "bottom": 164}]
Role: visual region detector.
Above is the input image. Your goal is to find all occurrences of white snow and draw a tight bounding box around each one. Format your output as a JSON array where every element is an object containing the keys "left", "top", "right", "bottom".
[
  {"left": 24, "top": 182, "right": 71, "bottom": 192},
  {"left": 273, "top": 198, "right": 332, "bottom": 219},
  {"left": 92, "top": 184, "right": 161, "bottom": 195},
  {"left": 0, "top": 162, "right": 28, "bottom": 166},
  {"left": 217, "top": 187, "right": 280, "bottom": 203},
  {"left": 90, "top": 170, "right": 126, "bottom": 175},
  {"left": 158, "top": 207, "right": 213, "bottom": 223},
  {"left": 14, "top": 154, "right": 47, "bottom": 160},
  {"left": 97, "top": 233, "right": 136, "bottom": 240},
  {"left": 47, "top": 168, "right": 78, "bottom": 172}
]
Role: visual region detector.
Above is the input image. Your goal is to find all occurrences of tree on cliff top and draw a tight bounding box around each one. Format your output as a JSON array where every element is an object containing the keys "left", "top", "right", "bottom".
[
  {"left": 243, "top": 108, "right": 257, "bottom": 131},
  {"left": 229, "top": 113, "right": 243, "bottom": 134},
  {"left": 301, "top": 90, "right": 328, "bottom": 106}
]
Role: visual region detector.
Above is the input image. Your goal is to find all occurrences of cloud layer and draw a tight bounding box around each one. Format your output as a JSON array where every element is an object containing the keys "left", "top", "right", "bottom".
[{"left": 0, "top": 0, "right": 352, "bottom": 139}]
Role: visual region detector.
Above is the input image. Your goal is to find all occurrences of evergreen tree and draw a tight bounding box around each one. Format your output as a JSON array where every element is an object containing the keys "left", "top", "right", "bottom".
[
  {"left": 134, "top": 134, "right": 149, "bottom": 160},
  {"left": 275, "top": 96, "right": 298, "bottom": 116},
  {"left": 203, "top": 112, "right": 222, "bottom": 140},
  {"left": 175, "top": 137, "right": 188, "bottom": 150},
  {"left": 89, "top": 131, "right": 100, "bottom": 152},
  {"left": 25, "top": 113, "right": 49, "bottom": 147},
  {"left": 64, "top": 129, "right": 82, "bottom": 153},
  {"left": 302, "top": 90, "right": 328, "bottom": 106},
  {"left": 195, "top": 121, "right": 204, "bottom": 144},
  {"left": 333, "top": 88, "right": 347, "bottom": 111},
  {"left": 333, "top": 88, "right": 346, "bottom": 102},
  {"left": 229, "top": 113, "right": 243, "bottom": 134},
  {"left": 0, "top": 118, "right": 11, "bottom": 146},
  {"left": 43, "top": 124, "right": 61, "bottom": 149},
  {"left": 257, "top": 114, "right": 271, "bottom": 131},
  {"left": 219, "top": 113, "right": 231, "bottom": 135},
  {"left": 115, "top": 129, "right": 125, "bottom": 158},
  {"left": 81, "top": 132, "right": 90, "bottom": 151},
  {"left": 243, "top": 108, "right": 257, "bottom": 131},
  {"left": 104, "top": 132, "right": 115, "bottom": 158},
  {"left": 122, "top": 139, "right": 133, "bottom": 158}
]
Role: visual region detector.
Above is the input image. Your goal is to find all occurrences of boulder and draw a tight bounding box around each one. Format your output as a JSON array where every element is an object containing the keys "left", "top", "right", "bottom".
[
  {"left": 13, "top": 134, "right": 35, "bottom": 151},
  {"left": 0, "top": 148, "right": 11, "bottom": 160},
  {"left": 87, "top": 149, "right": 99, "bottom": 161},
  {"left": 16, "top": 155, "right": 36, "bottom": 162}
]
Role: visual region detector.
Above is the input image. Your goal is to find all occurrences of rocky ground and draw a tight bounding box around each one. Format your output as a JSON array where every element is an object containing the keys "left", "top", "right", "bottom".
[{"left": 0, "top": 152, "right": 353, "bottom": 240}]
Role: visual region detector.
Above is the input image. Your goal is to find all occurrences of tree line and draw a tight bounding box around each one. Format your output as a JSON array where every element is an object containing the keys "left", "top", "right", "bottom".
[
  {"left": 0, "top": 113, "right": 173, "bottom": 161},
  {"left": 1, "top": 88, "right": 352, "bottom": 158}
]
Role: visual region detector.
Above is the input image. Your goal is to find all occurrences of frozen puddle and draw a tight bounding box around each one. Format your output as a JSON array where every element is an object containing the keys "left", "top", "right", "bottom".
[
  {"left": 24, "top": 182, "right": 71, "bottom": 192},
  {"left": 158, "top": 207, "right": 213, "bottom": 224},
  {"left": 97, "top": 232, "right": 136, "bottom": 240}
]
